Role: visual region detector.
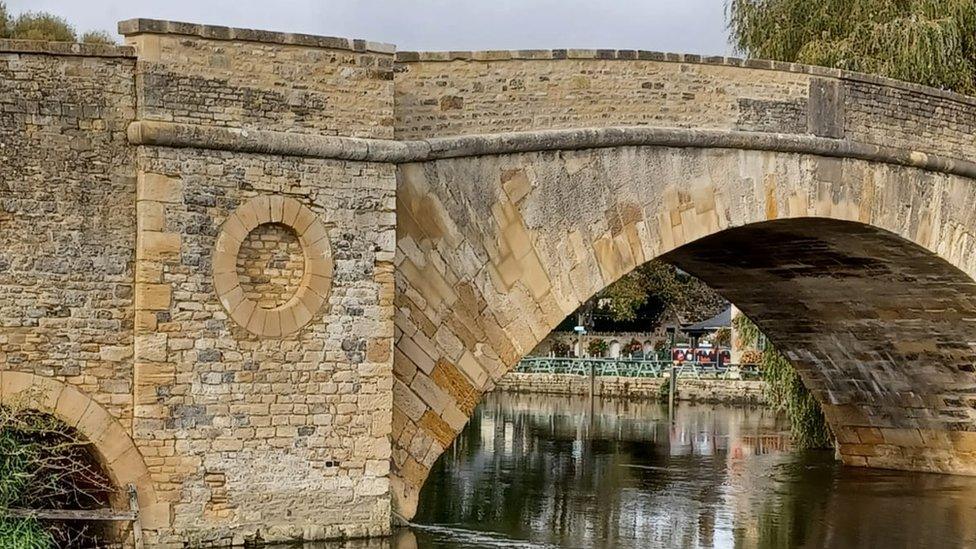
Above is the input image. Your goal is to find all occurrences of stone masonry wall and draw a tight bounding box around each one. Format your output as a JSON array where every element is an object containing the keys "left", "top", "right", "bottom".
[
  {"left": 118, "top": 21, "right": 400, "bottom": 545},
  {"left": 496, "top": 372, "right": 766, "bottom": 404},
  {"left": 9, "top": 17, "right": 976, "bottom": 547},
  {"left": 122, "top": 19, "right": 396, "bottom": 138},
  {"left": 0, "top": 42, "right": 137, "bottom": 422},
  {"left": 133, "top": 147, "right": 395, "bottom": 545},
  {"left": 393, "top": 54, "right": 809, "bottom": 139},
  {"left": 391, "top": 145, "right": 976, "bottom": 517}
]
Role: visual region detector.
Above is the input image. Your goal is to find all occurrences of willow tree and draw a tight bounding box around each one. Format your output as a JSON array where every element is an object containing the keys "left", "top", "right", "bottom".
[
  {"left": 727, "top": 0, "right": 976, "bottom": 94},
  {"left": 733, "top": 314, "right": 832, "bottom": 448}
]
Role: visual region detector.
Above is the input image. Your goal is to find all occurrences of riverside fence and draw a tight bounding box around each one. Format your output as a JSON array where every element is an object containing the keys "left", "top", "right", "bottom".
[{"left": 514, "top": 357, "right": 760, "bottom": 379}]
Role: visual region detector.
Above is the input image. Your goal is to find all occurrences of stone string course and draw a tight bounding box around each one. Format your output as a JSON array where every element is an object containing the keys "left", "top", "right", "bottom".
[
  {"left": 4, "top": 17, "right": 976, "bottom": 546},
  {"left": 127, "top": 120, "right": 976, "bottom": 180}
]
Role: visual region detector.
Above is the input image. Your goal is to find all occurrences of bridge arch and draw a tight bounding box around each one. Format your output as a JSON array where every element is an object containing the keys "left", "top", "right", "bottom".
[
  {"left": 0, "top": 371, "right": 166, "bottom": 529},
  {"left": 391, "top": 141, "right": 976, "bottom": 517}
]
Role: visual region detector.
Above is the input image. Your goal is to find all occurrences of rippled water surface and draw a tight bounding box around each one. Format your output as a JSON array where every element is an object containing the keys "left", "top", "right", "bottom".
[{"left": 308, "top": 392, "right": 976, "bottom": 549}]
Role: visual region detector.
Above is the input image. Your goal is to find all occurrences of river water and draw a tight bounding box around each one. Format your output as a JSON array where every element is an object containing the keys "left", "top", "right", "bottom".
[{"left": 313, "top": 392, "right": 976, "bottom": 549}]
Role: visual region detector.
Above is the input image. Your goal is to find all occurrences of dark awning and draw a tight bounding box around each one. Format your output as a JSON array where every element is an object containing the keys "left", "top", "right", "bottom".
[{"left": 681, "top": 306, "right": 732, "bottom": 333}]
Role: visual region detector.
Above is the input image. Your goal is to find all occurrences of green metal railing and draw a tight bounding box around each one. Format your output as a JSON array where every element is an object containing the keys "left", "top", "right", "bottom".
[{"left": 515, "top": 356, "right": 759, "bottom": 379}]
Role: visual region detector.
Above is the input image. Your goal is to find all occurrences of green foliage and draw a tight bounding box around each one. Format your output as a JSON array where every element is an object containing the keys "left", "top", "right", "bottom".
[
  {"left": 6, "top": 12, "right": 75, "bottom": 42},
  {"left": 0, "top": 2, "right": 114, "bottom": 44},
  {"left": 762, "top": 349, "right": 833, "bottom": 449},
  {"left": 0, "top": 404, "right": 114, "bottom": 547},
  {"left": 727, "top": 0, "right": 976, "bottom": 94},
  {"left": 0, "top": 518, "right": 53, "bottom": 549},
  {"left": 597, "top": 260, "right": 726, "bottom": 323},
  {"left": 733, "top": 313, "right": 831, "bottom": 448},
  {"left": 80, "top": 30, "right": 113, "bottom": 44},
  {"left": 550, "top": 340, "right": 571, "bottom": 357},
  {"left": 732, "top": 313, "right": 762, "bottom": 349},
  {"left": 586, "top": 339, "right": 608, "bottom": 357},
  {"left": 712, "top": 327, "right": 731, "bottom": 347}
]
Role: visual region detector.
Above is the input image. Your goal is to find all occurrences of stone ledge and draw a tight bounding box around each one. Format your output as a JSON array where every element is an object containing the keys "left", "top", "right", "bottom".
[
  {"left": 395, "top": 49, "right": 976, "bottom": 108},
  {"left": 118, "top": 18, "right": 395, "bottom": 55},
  {"left": 0, "top": 38, "right": 135, "bottom": 58},
  {"left": 128, "top": 120, "right": 976, "bottom": 181}
]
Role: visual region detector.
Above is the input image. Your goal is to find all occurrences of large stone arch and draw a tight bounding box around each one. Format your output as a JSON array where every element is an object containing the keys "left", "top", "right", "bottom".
[
  {"left": 0, "top": 371, "right": 167, "bottom": 530},
  {"left": 391, "top": 143, "right": 976, "bottom": 518}
]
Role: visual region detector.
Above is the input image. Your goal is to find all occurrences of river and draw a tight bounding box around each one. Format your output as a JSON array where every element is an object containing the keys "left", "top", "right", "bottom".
[{"left": 310, "top": 392, "right": 976, "bottom": 548}]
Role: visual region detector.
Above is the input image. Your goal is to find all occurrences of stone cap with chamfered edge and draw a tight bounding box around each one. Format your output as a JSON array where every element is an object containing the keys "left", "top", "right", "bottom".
[
  {"left": 0, "top": 38, "right": 134, "bottom": 57},
  {"left": 118, "top": 18, "right": 395, "bottom": 55}
]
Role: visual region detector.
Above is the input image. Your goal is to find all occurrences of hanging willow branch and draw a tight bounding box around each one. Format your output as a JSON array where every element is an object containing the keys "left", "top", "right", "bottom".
[
  {"left": 727, "top": 0, "right": 976, "bottom": 94},
  {"left": 732, "top": 313, "right": 831, "bottom": 448}
]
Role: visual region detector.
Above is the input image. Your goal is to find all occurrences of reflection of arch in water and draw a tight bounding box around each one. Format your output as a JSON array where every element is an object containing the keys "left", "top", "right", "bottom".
[{"left": 0, "top": 371, "right": 167, "bottom": 530}]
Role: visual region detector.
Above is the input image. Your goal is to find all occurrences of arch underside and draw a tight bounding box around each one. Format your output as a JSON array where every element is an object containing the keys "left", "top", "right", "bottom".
[
  {"left": 391, "top": 144, "right": 976, "bottom": 518},
  {"left": 664, "top": 219, "right": 976, "bottom": 468}
]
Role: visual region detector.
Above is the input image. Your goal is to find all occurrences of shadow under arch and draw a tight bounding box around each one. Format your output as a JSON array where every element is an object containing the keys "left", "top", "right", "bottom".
[
  {"left": 661, "top": 217, "right": 976, "bottom": 459},
  {"left": 0, "top": 371, "right": 167, "bottom": 530}
]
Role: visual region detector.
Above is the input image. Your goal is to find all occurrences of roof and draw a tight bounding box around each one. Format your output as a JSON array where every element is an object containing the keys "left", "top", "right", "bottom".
[{"left": 681, "top": 306, "right": 732, "bottom": 333}]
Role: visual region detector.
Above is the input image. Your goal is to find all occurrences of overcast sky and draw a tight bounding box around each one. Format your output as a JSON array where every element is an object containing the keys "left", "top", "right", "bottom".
[{"left": 8, "top": 0, "right": 733, "bottom": 55}]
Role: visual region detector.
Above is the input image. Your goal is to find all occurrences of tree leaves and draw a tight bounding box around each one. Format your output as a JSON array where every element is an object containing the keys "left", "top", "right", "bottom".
[
  {"left": 735, "top": 313, "right": 832, "bottom": 448},
  {"left": 0, "top": 2, "right": 114, "bottom": 44},
  {"left": 596, "top": 260, "right": 727, "bottom": 325},
  {"left": 727, "top": 0, "right": 976, "bottom": 94}
]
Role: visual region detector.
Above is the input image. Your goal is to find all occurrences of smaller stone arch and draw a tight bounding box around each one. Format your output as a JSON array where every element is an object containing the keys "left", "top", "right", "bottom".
[{"left": 0, "top": 371, "right": 167, "bottom": 530}]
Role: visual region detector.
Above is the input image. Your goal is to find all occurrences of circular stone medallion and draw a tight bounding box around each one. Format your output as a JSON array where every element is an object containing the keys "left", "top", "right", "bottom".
[{"left": 213, "top": 195, "right": 333, "bottom": 337}]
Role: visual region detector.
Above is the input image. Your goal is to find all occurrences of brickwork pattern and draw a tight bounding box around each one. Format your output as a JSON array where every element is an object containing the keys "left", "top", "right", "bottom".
[
  {"left": 134, "top": 148, "right": 395, "bottom": 545},
  {"left": 124, "top": 20, "right": 395, "bottom": 139},
  {"left": 394, "top": 58, "right": 808, "bottom": 139},
  {"left": 236, "top": 223, "right": 305, "bottom": 310}
]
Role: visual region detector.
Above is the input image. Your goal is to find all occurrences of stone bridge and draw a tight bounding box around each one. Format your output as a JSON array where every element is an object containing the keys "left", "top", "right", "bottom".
[{"left": 3, "top": 18, "right": 976, "bottom": 546}]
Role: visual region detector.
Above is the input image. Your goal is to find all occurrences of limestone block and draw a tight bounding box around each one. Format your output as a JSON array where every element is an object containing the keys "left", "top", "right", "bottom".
[
  {"left": 138, "top": 173, "right": 183, "bottom": 203},
  {"left": 393, "top": 380, "right": 427, "bottom": 422},
  {"left": 138, "top": 231, "right": 180, "bottom": 261}
]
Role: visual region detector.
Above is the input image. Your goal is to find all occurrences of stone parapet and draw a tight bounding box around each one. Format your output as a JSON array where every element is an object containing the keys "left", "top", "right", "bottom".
[
  {"left": 119, "top": 19, "right": 395, "bottom": 54},
  {"left": 395, "top": 48, "right": 976, "bottom": 107},
  {"left": 0, "top": 38, "right": 135, "bottom": 57}
]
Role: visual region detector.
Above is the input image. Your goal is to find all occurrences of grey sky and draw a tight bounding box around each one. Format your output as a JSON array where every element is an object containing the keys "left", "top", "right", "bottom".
[{"left": 9, "top": 0, "right": 733, "bottom": 55}]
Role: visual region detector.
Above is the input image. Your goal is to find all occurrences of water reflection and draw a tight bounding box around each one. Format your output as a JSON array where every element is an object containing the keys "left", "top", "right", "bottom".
[{"left": 299, "top": 392, "right": 976, "bottom": 549}]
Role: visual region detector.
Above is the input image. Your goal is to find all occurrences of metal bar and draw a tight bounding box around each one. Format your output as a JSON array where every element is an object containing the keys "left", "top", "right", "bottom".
[
  {"left": 128, "top": 484, "right": 144, "bottom": 549},
  {"left": 1, "top": 509, "right": 138, "bottom": 521}
]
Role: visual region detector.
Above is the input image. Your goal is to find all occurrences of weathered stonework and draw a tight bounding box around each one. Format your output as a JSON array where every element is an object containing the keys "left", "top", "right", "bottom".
[{"left": 4, "top": 16, "right": 976, "bottom": 546}]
